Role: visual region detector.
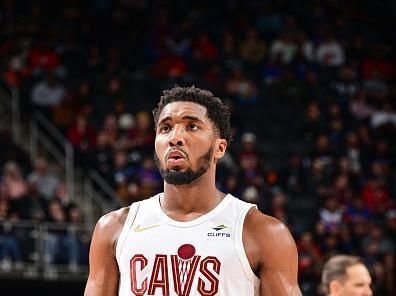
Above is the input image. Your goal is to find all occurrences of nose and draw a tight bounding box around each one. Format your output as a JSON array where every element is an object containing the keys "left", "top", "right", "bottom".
[{"left": 168, "top": 126, "right": 185, "bottom": 147}]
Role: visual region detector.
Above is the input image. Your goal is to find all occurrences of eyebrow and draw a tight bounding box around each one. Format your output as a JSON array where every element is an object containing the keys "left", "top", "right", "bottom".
[{"left": 157, "top": 115, "right": 204, "bottom": 126}]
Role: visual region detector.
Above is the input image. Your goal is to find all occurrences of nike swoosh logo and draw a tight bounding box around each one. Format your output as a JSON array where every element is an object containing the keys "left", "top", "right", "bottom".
[{"left": 133, "top": 224, "right": 161, "bottom": 232}]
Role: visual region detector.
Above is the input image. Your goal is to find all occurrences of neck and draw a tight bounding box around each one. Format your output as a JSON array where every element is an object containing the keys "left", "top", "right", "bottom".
[{"left": 160, "top": 170, "right": 225, "bottom": 221}]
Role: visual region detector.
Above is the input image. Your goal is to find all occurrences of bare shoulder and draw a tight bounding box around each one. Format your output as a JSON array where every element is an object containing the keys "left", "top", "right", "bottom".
[
  {"left": 244, "top": 207, "right": 292, "bottom": 239},
  {"left": 85, "top": 207, "right": 130, "bottom": 295},
  {"left": 97, "top": 206, "right": 130, "bottom": 229},
  {"left": 243, "top": 207, "right": 298, "bottom": 270},
  {"left": 243, "top": 208, "right": 301, "bottom": 295},
  {"left": 93, "top": 206, "right": 130, "bottom": 249}
]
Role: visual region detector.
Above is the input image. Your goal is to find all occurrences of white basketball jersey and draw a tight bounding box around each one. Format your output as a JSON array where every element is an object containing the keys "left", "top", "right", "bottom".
[{"left": 116, "top": 193, "right": 260, "bottom": 296}]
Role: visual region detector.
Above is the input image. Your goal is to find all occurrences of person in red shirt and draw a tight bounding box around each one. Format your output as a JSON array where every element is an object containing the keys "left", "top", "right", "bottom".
[{"left": 66, "top": 114, "right": 96, "bottom": 166}]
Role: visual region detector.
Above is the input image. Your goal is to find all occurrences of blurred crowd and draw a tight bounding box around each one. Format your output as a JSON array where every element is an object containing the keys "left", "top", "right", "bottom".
[
  {"left": 0, "top": 0, "right": 395, "bottom": 294},
  {"left": 0, "top": 134, "right": 89, "bottom": 272}
]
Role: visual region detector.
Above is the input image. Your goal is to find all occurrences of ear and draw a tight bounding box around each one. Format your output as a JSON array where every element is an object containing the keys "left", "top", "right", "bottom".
[
  {"left": 329, "top": 280, "right": 342, "bottom": 296},
  {"left": 214, "top": 139, "right": 227, "bottom": 160}
]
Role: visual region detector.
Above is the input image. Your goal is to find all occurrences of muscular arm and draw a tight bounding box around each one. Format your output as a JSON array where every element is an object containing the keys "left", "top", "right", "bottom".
[
  {"left": 85, "top": 208, "right": 129, "bottom": 296},
  {"left": 243, "top": 208, "right": 302, "bottom": 296}
]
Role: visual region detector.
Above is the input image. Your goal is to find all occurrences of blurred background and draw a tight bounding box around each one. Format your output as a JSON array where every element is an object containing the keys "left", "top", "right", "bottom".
[{"left": 0, "top": 0, "right": 395, "bottom": 295}]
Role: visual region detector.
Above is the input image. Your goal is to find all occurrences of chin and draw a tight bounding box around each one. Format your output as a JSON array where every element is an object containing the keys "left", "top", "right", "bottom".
[{"left": 168, "top": 164, "right": 190, "bottom": 171}]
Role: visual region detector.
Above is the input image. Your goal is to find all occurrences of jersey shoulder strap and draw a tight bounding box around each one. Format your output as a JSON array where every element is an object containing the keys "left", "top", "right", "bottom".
[{"left": 115, "top": 201, "right": 141, "bottom": 261}]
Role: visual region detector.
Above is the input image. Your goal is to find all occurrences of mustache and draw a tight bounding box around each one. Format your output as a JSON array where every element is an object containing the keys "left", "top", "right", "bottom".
[{"left": 165, "top": 148, "right": 189, "bottom": 160}]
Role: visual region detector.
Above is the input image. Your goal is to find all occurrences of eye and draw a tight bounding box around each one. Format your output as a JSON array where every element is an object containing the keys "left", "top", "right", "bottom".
[
  {"left": 188, "top": 123, "right": 199, "bottom": 130},
  {"left": 159, "top": 124, "right": 171, "bottom": 133}
]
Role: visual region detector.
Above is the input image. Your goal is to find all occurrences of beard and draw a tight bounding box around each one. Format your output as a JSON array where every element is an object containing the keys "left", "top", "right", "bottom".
[{"left": 154, "top": 146, "right": 213, "bottom": 185}]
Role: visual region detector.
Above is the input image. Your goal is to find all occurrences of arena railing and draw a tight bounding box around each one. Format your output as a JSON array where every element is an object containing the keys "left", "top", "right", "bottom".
[
  {"left": 30, "top": 111, "right": 75, "bottom": 202},
  {"left": 1, "top": 77, "right": 120, "bottom": 224},
  {"left": 33, "top": 115, "right": 123, "bottom": 218},
  {"left": 0, "top": 220, "right": 91, "bottom": 280},
  {"left": 83, "top": 170, "right": 121, "bottom": 225},
  {"left": 30, "top": 112, "right": 119, "bottom": 224}
]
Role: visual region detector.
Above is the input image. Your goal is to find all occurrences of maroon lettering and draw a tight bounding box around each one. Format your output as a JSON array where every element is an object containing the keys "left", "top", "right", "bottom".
[
  {"left": 148, "top": 255, "right": 170, "bottom": 295},
  {"left": 130, "top": 254, "right": 148, "bottom": 295},
  {"left": 197, "top": 256, "right": 221, "bottom": 296},
  {"left": 171, "top": 255, "right": 201, "bottom": 296}
]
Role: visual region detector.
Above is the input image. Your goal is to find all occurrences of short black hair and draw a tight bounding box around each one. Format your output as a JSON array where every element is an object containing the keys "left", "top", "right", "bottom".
[{"left": 152, "top": 86, "right": 232, "bottom": 144}]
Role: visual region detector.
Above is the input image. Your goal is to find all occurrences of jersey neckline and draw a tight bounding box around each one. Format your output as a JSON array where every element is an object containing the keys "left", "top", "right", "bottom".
[{"left": 152, "top": 193, "right": 232, "bottom": 227}]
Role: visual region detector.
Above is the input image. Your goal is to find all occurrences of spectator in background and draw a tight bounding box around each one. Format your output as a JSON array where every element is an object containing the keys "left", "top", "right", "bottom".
[
  {"left": 319, "top": 197, "right": 344, "bottom": 233},
  {"left": 295, "top": 31, "right": 315, "bottom": 63},
  {"left": 66, "top": 114, "right": 97, "bottom": 166},
  {"left": 332, "top": 173, "right": 354, "bottom": 208},
  {"left": 363, "top": 223, "right": 394, "bottom": 257},
  {"left": 361, "top": 44, "right": 395, "bottom": 82},
  {"left": 236, "top": 132, "right": 263, "bottom": 187},
  {"left": 201, "top": 64, "right": 225, "bottom": 96},
  {"left": 124, "top": 111, "right": 155, "bottom": 153},
  {"left": 220, "top": 30, "right": 240, "bottom": 71},
  {"left": 225, "top": 66, "right": 258, "bottom": 104},
  {"left": 0, "top": 199, "right": 23, "bottom": 270},
  {"left": 74, "top": 80, "right": 94, "bottom": 115},
  {"left": 343, "top": 132, "right": 366, "bottom": 176},
  {"left": 241, "top": 185, "right": 260, "bottom": 205},
  {"left": 44, "top": 199, "right": 80, "bottom": 271},
  {"left": 151, "top": 48, "right": 188, "bottom": 80},
  {"left": 67, "top": 203, "right": 90, "bottom": 268},
  {"left": 239, "top": 28, "right": 267, "bottom": 77},
  {"left": 330, "top": 65, "right": 360, "bottom": 100},
  {"left": 284, "top": 153, "right": 306, "bottom": 194},
  {"left": 27, "top": 157, "right": 59, "bottom": 201},
  {"left": 3, "top": 39, "right": 31, "bottom": 88},
  {"left": 30, "top": 72, "right": 66, "bottom": 118},
  {"left": 321, "top": 255, "right": 372, "bottom": 296},
  {"left": 316, "top": 32, "right": 345, "bottom": 67},
  {"left": 385, "top": 209, "right": 396, "bottom": 247},
  {"left": 164, "top": 29, "right": 191, "bottom": 59},
  {"left": 370, "top": 103, "right": 396, "bottom": 129},
  {"left": 338, "top": 225, "right": 356, "bottom": 254},
  {"left": 28, "top": 41, "right": 60, "bottom": 76},
  {"left": 51, "top": 92, "right": 78, "bottom": 134},
  {"left": 89, "top": 131, "right": 113, "bottom": 178},
  {"left": 325, "top": 102, "right": 346, "bottom": 148},
  {"left": 269, "top": 31, "right": 297, "bottom": 64},
  {"left": 343, "top": 197, "right": 372, "bottom": 225},
  {"left": 255, "top": 3, "right": 283, "bottom": 39},
  {"left": 361, "top": 172, "right": 391, "bottom": 214},
  {"left": 306, "top": 161, "right": 331, "bottom": 208},
  {"left": 299, "top": 102, "right": 326, "bottom": 144},
  {"left": 101, "top": 114, "right": 119, "bottom": 146},
  {"left": 0, "top": 161, "right": 29, "bottom": 218},
  {"left": 135, "top": 155, "right": 161, "bottom": 197},
  {"left": 349, "top": 91, "right": 375, "bottom": 123},
  {"left": 191, "top": 32, "right": 219, "bottom": 63},
  {"left": 220, "top": 174, "right": 243, "bottom": 198},
  {"left": 262, "top": 52, "right": 283, "bottom": 85},
  {"left": 109, "top": 149, "right": 134, "bottom": 204},
  {"left": 269, "top": 190, "right": 290, "bottom": 224},
  {"left": 53, "top": 183, "right": 71, "bottom": 208},
  {"left": 297, "top": 231, "right": 322, "bottom": 294}
]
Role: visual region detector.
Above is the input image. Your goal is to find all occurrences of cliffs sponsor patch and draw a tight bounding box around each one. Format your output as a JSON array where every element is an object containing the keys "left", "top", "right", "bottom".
[{"left": 207, "top": 224, "right": 231, "bottom": 239}]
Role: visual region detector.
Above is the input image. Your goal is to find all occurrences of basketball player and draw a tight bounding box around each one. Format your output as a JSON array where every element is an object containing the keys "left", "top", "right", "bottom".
[
  {"left": 321, "top": 255, "right": 372, "bottom": 296},
  {"left": 85, "top": 86, "right": 301, "bottom": 295}
]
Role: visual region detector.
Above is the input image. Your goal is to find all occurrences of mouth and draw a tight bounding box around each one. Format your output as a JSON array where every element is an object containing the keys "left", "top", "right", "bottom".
[{"left": 166, "top": 150, "right": 187, "bottom": 165}]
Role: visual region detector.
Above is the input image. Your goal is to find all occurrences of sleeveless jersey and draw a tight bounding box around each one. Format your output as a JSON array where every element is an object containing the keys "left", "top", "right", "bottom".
[{"left": 116, "top": 193, "right": 260, "bottom": 296}]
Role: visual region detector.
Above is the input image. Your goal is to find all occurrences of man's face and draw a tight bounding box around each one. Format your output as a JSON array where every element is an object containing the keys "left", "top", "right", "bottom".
[
  {"left": 154, "top": 101, "right": 223, "bottom": 185},
  {"left": 336, "top": 264, "right": 372, "bottom": 296}
]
